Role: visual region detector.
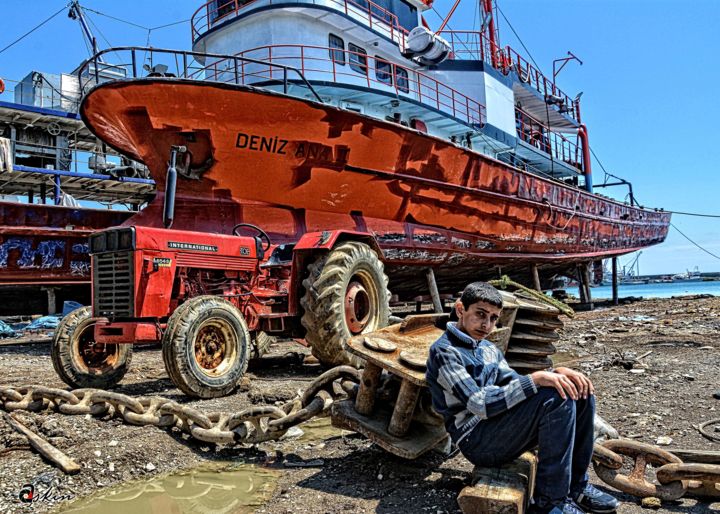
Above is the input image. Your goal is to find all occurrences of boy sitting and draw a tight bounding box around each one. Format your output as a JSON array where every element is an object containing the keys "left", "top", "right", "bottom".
[{"left": 425, "top": 282, "right": 618, "bottom": 514}]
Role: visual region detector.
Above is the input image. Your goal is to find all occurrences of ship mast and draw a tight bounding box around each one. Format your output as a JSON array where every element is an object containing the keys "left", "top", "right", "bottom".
[
  {"left": 480, "top": 0, "right": 500, "bottom": 68},
  {"left": 67, "top": 0, "right": 105, "bottom": 63}
]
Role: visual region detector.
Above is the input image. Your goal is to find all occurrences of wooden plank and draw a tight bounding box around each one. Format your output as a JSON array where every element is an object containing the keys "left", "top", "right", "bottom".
[
  {"left": 330, "top": 399, "right": 447, "bottom": 460},
  {"left": 3, "top": 412, "right": 81, "bottom": 474},
  {"left": 458, "top": 452, "right": 537, "bottom": 514}
]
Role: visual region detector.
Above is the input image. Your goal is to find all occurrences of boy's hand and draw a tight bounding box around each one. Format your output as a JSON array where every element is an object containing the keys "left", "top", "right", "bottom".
[
  {"left": 555, "top": 367, "right": 594, "bottom": 399},
  {"left": 529, "top": 370, "right": 579, "bottom": 400}
]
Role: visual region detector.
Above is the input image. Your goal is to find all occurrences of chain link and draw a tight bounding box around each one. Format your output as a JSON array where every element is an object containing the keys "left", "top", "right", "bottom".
[
  {"left": 591, "top": 439, "right": 720, "bottom": 501},
  {"left": 592, "top": 439, "right": 687, "bottom": 501},
  {"left": 0, "top": 366, "right": 361, "bottom": 446}
]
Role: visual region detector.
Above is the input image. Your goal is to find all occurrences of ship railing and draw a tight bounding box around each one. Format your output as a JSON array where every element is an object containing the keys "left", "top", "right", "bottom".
[
  {"left": 3, "top": 75, "right": 82, "bottom": 113},
  {"left": 77, "top": 47, "right": 324, "bottom": 104},
  {"left": 505, "top": 47, "right": 578, "bottom": 121},
  {"left": 515, "top": 108, "right": 583, "bottom": 171},
  {"left": 231, "top": 44, "right": 485, "bottom": 127},
  {"left": 191, "top": 0, "right": 408, "bottom": 50},
  {"left": 437, "top": 30, "right": 503, "bottom": 65},
  {"left": 3, "top": 137, "right": 152, "bottom": 181},
  {"left": 437, "top": 32, "right": 578, "bottom": 123}
]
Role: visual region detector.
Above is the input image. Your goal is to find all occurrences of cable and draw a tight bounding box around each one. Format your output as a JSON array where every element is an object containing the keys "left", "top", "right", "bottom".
[
  {"left": 151, "top": 18, "right": 192, "bottom": 31},
  {"left": 0, "top": 6, "right": 67, "bottom": 55},
  {"left": 671, "top": 223, "right": 720, "bottom": 261},
  {"left": 495, "top": 3, "right": 541, "bottom": 71},
  {"left": 666, "top": 210, "right": 720, "bottom": 218},
  {"left": 80, "top": 6, "right": 149, "bottom": 30}
]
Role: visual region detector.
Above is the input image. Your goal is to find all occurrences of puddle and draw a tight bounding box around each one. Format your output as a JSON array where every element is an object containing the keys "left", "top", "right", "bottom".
[
  {"left": 62, "top": 463, "right": 278, "bottom": 514},
  {"left": 296, "top": 416, "right": 352, "bottom": 442}
]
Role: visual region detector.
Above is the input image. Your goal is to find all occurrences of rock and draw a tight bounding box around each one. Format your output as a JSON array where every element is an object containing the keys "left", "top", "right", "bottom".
[
  {"left": 280, "top": 426, "right": 304, "bottom": 440},
  {"left": 682, "top": 374, "right": 695, "bottom": 381},
  {"left": 713, "top": 391, "right": 720, "bottom": 400},
  {"left": 641, "top": 497, "right": 662, "bottom": 509},
  {"left": 629, "top": 369, "right": 645, "bottom": 374},
  {"left": 109, "top": 440, "right": 119, "bottom": 447},
  {"left": 656, "top": 436, "right": 672, "bottom": 446},
  {"left": 93, "top": 450, "right": 102, "bottom": 457},
  {"left": 109, "top": 462, "right": 115, "bottom": 472},
  {"left": 145, "top": 463, "right": 156, "bottom": 471}
]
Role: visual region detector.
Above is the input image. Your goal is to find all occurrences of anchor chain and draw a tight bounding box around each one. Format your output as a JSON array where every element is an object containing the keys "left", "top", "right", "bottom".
[
  {"left": 0, "top": 366, "right": 361, "bottom": 445},
  {"left": 592, "top": 439, "right": 720, "bottom": 501}
]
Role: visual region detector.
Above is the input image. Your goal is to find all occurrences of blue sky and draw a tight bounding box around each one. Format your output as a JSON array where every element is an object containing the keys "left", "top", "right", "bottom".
[{"left": 0, "top": 0, "right": 717, "bottom": 275}]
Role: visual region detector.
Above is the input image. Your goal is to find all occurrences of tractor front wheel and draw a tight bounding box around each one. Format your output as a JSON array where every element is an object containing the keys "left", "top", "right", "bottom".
[
  {"left": 51, "top": 306, "right": 132, "bottom": 389},
  {"left": 162, "top": 296, "right": 250, "bottom": 398}
]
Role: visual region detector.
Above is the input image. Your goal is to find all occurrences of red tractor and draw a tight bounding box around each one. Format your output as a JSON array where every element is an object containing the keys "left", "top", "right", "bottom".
[{"left": 51, "top": 221, "right": 390, "bottom": 398}]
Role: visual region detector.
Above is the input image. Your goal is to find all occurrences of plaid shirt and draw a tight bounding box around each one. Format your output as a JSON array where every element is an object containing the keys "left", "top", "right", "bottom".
[{"left": 425, "top": 322, "right": 537, "bottom": 444}]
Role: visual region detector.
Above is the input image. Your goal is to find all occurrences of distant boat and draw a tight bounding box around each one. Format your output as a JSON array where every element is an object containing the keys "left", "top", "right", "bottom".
[{"left": 672, "top": 267, "right": 702, "bottom": 282}]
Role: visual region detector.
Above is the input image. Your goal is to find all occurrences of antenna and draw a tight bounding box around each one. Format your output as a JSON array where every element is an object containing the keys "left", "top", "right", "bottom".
[{"left": 67, "top": 1, "right": 105, "bottom": 63}]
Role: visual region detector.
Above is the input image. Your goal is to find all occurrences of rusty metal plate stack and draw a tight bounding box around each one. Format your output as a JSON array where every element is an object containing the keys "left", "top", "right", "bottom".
[{"left": 504, "top": 295, "right": 564, "bottom": 374}]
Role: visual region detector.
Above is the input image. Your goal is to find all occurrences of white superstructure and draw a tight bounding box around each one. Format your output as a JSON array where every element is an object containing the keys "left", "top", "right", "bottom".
[{"left": 191, "top": 0, "right": 586, "bottom": 184}]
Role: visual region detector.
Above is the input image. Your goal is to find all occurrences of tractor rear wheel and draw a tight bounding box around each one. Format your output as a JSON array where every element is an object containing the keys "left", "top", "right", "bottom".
[
  {"left": 51, "top": 306, "right": 132, "bottom": 389},
  {"left": 301, "top": 241, "right": 390, "bottom": 367},
  {"left": 162, "top": 296, "right": 250, "bottom": 398}
]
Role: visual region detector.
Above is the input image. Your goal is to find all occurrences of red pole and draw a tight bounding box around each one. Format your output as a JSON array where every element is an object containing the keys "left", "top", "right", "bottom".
[
  {"left": 483, "top": 0, "right": 499, "bottom": 68},
  {"left": 578, "top": 124, "right": 593, "bottom": 192},
  {"left": 436, "top": 0, "right": 462, "bottom": 34}
]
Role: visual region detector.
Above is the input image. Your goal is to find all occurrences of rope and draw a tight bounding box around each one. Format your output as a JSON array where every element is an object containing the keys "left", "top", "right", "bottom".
[{"left": 489, "top": 274, "right": 575, "bottom": 318}]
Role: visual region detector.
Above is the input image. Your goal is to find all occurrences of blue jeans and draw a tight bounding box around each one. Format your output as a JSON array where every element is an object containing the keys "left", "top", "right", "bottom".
[{"left": 458, "top": 388, "right": 596, "bottom": 508}]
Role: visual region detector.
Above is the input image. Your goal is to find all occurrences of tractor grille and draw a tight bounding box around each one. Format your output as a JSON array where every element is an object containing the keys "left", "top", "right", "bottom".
[{"left": 93, "top": 252, "right": 134, "bottom": 318}]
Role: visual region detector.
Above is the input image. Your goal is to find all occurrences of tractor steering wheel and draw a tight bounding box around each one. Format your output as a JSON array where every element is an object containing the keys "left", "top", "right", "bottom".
[{"left": 232, "top": 223, "right": 271, "bottom": 252}]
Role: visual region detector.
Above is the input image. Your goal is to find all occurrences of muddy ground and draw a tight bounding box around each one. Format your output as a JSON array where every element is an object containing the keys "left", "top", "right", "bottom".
[{"left": 0, "top": 295, "right": 719, "bottom": 513}]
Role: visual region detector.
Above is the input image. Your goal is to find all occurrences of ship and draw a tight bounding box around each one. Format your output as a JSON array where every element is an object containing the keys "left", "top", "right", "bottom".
[{"left": 75, "top": 0, "right": 669, "bottom": 300}]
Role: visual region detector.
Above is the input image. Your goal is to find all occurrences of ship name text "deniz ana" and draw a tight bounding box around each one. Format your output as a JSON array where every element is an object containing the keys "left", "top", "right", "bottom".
[{"left": 236, "top": 132, "right": 287, "bottom": 154}]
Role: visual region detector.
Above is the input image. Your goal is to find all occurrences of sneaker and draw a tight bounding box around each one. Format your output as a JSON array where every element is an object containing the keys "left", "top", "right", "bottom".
[
  {"left": 528, "top": 499, "right": 586, "bottom": 514},
  {"left": 574, "top": 484, "right": 619, "bottom": 513}
]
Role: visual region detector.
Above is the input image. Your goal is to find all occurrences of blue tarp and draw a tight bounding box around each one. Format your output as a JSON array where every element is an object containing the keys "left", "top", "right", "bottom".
[
  {"left": 24, "top": 315, "right": 61, "bottom": 331},
  {"left": 0, "top": 320, "right": 16, "bottom": 338}
]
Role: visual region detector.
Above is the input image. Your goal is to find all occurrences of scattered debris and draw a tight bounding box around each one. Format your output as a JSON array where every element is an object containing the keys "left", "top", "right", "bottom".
[
  {"left": 283, "top": 459, "right": 324, "bottom": 468},
  {"left": 656, "top": 436, "right": 672, "bottom": 446},
  {"left": 641, "top": 497, "right": 662, "bottom": 509}
]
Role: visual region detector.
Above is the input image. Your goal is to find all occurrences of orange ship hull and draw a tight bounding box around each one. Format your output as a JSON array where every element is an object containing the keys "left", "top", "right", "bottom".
[{"left": 80, "top": 79, "right": 669, "bottom": 295}]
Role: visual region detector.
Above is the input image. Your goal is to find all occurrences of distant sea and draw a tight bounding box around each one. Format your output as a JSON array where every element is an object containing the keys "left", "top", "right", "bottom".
[{"left": 589, "top": 280, "right": 720, "bottom": 299}]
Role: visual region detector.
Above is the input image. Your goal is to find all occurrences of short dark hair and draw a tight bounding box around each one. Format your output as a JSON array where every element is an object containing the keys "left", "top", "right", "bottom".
[{"left": 460, "top": 282, "right": 503, "bottom": 309}]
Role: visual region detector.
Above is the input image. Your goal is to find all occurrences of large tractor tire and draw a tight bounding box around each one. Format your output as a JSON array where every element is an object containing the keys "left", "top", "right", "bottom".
[
  {"left": 162, "top": 296, "right": 250, "bottom": 398},
  {"left": 51, "top": 306, "right": 132, "bottom": 389},
  {"left": 301, "top": 241, "right": 390, "bottom": 367}
]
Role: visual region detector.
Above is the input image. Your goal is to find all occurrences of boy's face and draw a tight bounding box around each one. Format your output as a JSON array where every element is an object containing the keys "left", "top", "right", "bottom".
[{"left": 455, "top": 300, "right": 502, "bottom": 341}]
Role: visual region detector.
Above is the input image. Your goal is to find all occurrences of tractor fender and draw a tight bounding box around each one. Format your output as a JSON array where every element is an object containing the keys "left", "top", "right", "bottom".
[{"left": 293, "top": 230, "right": 382, "bottom": 254}]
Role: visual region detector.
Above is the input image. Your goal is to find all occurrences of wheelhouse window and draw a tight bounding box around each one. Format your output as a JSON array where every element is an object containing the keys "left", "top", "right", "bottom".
[
  {"left": 348, "top": 43, "right": 368, "bottom": 75},
  {"left": 395, "top": 66, "right": 409, "bottom": 93},
  {"left": 375, "top": 57, "right": 393, "bottom": 85},
  {"left": 329, "top": 34, "right": 345, "bottom": 65},
  {"left": 215, "top": 0, "right": 236, "bottom": 20}
]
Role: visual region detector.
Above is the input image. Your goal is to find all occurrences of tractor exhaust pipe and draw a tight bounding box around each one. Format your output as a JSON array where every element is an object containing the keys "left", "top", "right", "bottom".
[{"left": 163, "top": 145, "right": 185, "bottom": 229}]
